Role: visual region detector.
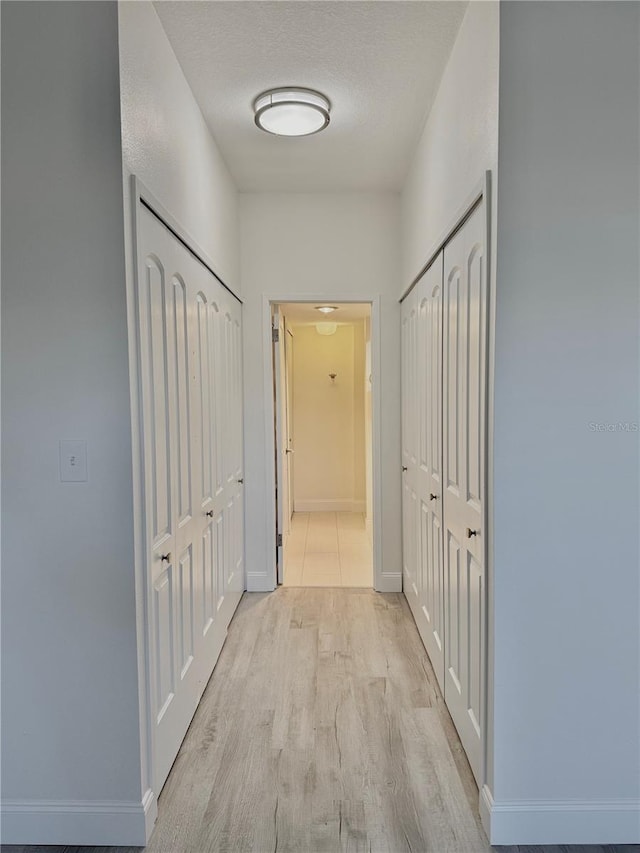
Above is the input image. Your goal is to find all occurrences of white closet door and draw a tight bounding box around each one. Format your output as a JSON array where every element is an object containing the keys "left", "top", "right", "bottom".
[
  {"left": 416, "top": 254, "right": 446, "bottom": 692},
  {"left": 137, "top": 206, "right": 243, "bottom": 796},
  {"left": 194, "top": 286, "right": 218, "bottom": 641},
  {"left": 137, "top": 209, "right": 204, "bottom": 793},
  {"left": 442, "top": 202, "right": 487, "bottom": 786},
  {"left": 401, "top": 288, "right": 420, "bottom": 602}
]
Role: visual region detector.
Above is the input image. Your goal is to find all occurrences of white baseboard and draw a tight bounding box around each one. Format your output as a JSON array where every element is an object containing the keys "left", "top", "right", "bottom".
[
  {"left": 375, "top": 571, "right": 402, "bottom": 593},
  {"left": 143, "top": 788, "right": 158, "bottom": 842},
  {"left": 0, "top": 791, "right": 155, "bottom": 846},
  {"left": 479, "top": 784, "right": 494, "bottom": 839},
  {"left": 481, "top": 785, "right": 640, "bottom": 845},
  {"left": 294, "top": 499, "right": 366, "bottom": 513},
  {"left": 245, "top": 571, "right": 275, "bottom": 592}
]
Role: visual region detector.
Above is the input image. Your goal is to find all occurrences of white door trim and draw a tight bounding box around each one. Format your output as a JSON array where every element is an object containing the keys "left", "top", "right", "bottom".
[
  {"left": 131, "top": 179, "right": 242, "bottom": 304},
  {"left": 262, "top": 295, "right": 384, "bottom": 591},
  {"left": 272, "top": 305, "right": 286, "bottom": 584},
  {"left": 399, "top": 175, "right": 487, "bottom": 303}
]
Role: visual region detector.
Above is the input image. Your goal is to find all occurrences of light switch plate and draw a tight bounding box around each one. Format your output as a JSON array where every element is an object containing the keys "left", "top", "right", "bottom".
[{"left": 59, "top": 440, "right": 88, "bottom": 482}]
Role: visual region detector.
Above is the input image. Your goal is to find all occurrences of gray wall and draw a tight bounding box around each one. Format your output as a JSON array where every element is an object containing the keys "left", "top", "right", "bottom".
[
  {"left": 1, "top": 0, "right": 141, "bottom": 809},
  {"left": 493, "top": 0, "right": 639, "bottom": 818}
]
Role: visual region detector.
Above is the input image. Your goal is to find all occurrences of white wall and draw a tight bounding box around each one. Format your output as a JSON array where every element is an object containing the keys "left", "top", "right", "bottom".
[
  {"left": 401, "top": 0, "right": 499, "bottom": 291},
  {"left": 118, "top": 1, "right": 239, "bottom": 292},
  {"left": 240, "top": 193, "right": 401, "bottom": 591},
  {"left": 291, "top": 323, "right": 365, "bottom": 512},
  {"left": 487, "top": 1, "right": 639, "bottom": 844},
  {"left": 1, "top": 2, "right": 146, "bottom": 844}
]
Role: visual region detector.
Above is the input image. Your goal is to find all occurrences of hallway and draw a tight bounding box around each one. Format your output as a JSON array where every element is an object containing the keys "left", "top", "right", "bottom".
[
  {"left": 143, "top": 588, "right": 492, "bottom": 852},
  {"left": 1, "top": 589, "right": 631, "bottom": 853}
]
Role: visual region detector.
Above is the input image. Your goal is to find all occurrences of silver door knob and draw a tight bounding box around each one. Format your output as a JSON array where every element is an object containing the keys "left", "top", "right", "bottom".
[
  {"left": 237, "top": 478, "right": 244, "bottom": 484},
  {"left": 206, "top": 510, "right": 214, "bottom": 517},
  {"left": 160, "top": 553, "right": 171, "bottom": 562},
  {"left": 430, "top": 493, "right": 438, "bottom": 501},
  {"left": 402, "top": 466, "right": 408, "bottom": 472},
  {"left": 466, "top": 528, "right": 478, "bottom": 538}
]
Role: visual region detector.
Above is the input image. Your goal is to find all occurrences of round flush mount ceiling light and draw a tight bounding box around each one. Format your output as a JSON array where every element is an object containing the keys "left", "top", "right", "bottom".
[
  {"left": 315, "top": 305, "right": 338, "bottom": 314},
  {"left": 253, "top": 88, "right": 331, "bottom": 137}
]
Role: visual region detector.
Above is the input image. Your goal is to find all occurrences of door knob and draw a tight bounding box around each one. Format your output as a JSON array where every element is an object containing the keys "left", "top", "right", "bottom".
[
  {"left": 466, "top": 528, "right": 478, "bottom": 538},
  {"left": 285, "top": 449, "right": 294, "bottom": 454},
  {"left": 160, "top": 553, "right": 171, "bottom": 562},
  {"left": 402, "top": 466, "right": 408, "bottom": 472},
  {"left": 206, "top": 510, "right": 214, "bottom": 517},
  {"left": 430, "top": 493, "right": 438, "bottom": 501},
  {"left": 237, "top": 478, "right": 244, "bottom": 484}
]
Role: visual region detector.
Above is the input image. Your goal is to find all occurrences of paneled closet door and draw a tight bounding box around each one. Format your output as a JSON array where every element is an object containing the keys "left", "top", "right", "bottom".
[
  {"left": 442, "top": 202, "right": 487, "bottom": 786},
  {"left": 138, "top": 209, "right": 211, "bottom": 794},
  {"left": 137, "top": 220, "right": 180, "bottom": 791},
  {"left": 192, "top": 279, "right": 222, "bottom": 647},
  {"left": 415, "top": 254, "right": 446, "bottom": 693},
  {"left": 137, "top": 206, "right": 244, "bottom": 797},
  {"left": 401, "top": 288, "right": 420, "bottom": 602},
  {"left": 190, "top": 262, "right": 244, "bottom": 650}
]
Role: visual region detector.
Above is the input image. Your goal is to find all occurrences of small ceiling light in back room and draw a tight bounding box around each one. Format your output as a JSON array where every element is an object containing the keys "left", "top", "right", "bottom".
[
  {"left": 315, "top": 305, "right": 338, "bottom": 314},
  {"left": 253, "top": 88, "right": 331, "bottom": 137}
]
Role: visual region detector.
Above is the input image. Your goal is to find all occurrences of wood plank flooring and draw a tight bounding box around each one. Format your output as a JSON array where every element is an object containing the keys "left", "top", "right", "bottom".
[{"left": 2, "top": 589, "right": 637, "bottom": 853}]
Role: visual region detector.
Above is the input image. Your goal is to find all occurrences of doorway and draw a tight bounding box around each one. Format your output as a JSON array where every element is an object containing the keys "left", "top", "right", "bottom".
[{"left": 272, "top": 302, "right": 374, "bottom": 588}]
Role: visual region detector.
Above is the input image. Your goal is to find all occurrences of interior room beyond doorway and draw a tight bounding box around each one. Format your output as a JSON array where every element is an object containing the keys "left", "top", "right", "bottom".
[
  {"left": 273, "top": 302, "right": 373, "bottom": 588},
  {"left": 283, "top": 511, "right": 372, "bottom": 587}
]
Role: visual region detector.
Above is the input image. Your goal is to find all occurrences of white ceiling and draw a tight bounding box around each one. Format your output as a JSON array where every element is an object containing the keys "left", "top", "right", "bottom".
[
  {"left": 279, "top": 302, "right": 370, "bottom": 325},
  {"left": 153, "top": 1, "right": 468, "bottom": 192}
]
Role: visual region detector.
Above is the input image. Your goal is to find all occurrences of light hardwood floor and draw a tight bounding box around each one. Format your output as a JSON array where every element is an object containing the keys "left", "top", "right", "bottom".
[
  {"left": 283, "top": 512, "right": 372, "bottom": 587},
  {"left": 2, "top": 590, "right": 637, "bottom": 853}
]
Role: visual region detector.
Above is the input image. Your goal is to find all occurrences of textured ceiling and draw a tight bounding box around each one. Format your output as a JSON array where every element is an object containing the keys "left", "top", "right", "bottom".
[{"left": 153, "top": 1, "right": 467, "bottom": 192}]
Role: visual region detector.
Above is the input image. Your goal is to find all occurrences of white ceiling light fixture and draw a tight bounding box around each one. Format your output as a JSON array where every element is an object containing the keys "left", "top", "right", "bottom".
[
  {"left": 315, "top": 305, "right": 338, "bottom": 314},
  {"left": 254, "top": 88, "right": 331, "bottom": 137}
]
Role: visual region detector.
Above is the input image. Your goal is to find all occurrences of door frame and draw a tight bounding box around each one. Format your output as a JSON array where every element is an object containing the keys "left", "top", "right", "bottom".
[
  {"left": 272, "top": 305, "right": 291, "bottom": 584},
  {"left": 262, "top": 295, "right": 383, "bottom": 591},
  {"left": 125, "top": 176, "right": 243, "bottom": 837}
]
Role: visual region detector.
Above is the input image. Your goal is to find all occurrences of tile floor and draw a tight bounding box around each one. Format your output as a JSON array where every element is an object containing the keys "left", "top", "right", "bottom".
[{"left": 282, "top": 511, "right": 373, "bottom": 587}]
